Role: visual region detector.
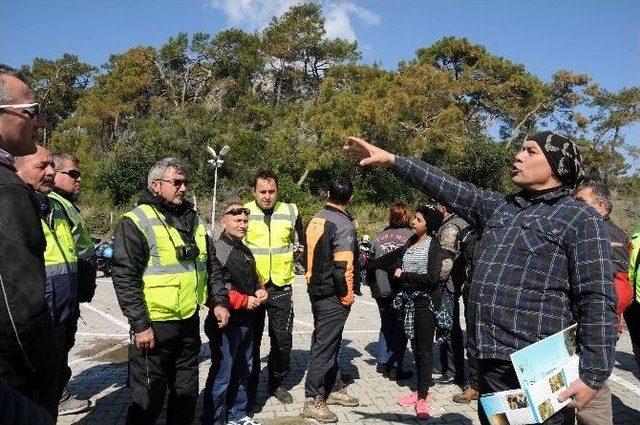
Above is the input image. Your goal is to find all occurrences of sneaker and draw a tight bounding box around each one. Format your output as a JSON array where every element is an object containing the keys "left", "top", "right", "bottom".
[
  {"left": 387, "top": 366, "right": 413, "bottom": 381},
  {"left": 302, "top": 396, "right": 338, "bottom": 423},
  {"left": 326, "top": 387, "right": 359, "bottom": 407},
  {"left": 415, "top": 398, "right": 432, "bottom": 420},
  {"left": 452, "top": 385, "right": 479, "bottom": 404},
  {"left": 396, "top": 391, "right": 418, "bottom": 407},
  {"left": 227, "top": 416, "right": 262, "bottom": 425},
  {"left": 433, "top": 373, "right": 455, "bottom": 385},
  {"left": 271, "top": 386, "right": 293, "bottom": 404},
  {"left": 58, "top": 393, "right": 91, "bottom": 416}
]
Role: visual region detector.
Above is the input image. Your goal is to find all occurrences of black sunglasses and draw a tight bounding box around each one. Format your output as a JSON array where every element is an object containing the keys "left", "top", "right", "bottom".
[
  {"left": 157, "top": 178, "right": 189, "bottom": 188},
  {"left": 224, "top": 207, "right": 250, "bottom": 216},
  {"left": 57, "top": 169, "right": 82, "bottom": 179},
  {"left": 0, "top": 102, "right": 40, "bottom": 119}
]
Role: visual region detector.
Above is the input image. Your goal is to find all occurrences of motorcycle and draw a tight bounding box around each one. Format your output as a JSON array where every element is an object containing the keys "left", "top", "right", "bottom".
[
  {"left": 93, "top": 237, "right": 114, "bottom": 277},
  {"left": 357, "top": 235, "right": 372, "bottom": 292}
]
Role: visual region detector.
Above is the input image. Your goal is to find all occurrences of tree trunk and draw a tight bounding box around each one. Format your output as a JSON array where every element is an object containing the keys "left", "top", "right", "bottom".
[{"left": 297, "top": 169, "right": 309, "bottom": 187}]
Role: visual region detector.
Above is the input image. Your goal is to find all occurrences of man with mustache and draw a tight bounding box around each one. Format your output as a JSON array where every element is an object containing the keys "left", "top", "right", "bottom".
[
  {"left": 112, "top": 157, "right": 230, "bottom": 425},
  {"left": 344, "top": 132, "right": 616, "bottom": 425},
  {"left": 15, "top": 144, "right": 80, "bottom": 421}
]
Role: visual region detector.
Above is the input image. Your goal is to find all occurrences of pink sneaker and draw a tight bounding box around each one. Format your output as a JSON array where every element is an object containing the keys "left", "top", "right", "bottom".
[
  {"left": 415, "top": 398, "right": 432, "bottom": 420},
  {"left": 396, "top": 391, "right": 418, "bottom": 407}
]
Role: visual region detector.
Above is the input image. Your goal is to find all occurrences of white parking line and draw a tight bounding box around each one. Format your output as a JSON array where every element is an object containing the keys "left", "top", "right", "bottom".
[
  {"left": 609, "top": 372, "right": 640, "bottom": 396},
  {"left": 76, "top": 331, "right": 129, "bottom": 338},
  {"left": 82, "top": 303, "right": 129, "bottom": 330}
]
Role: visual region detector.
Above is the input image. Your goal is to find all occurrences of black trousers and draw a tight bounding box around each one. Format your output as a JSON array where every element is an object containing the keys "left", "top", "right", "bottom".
[
  {"left": 0, "top": 329, "right": 60, "bottom": 421},
  {"left": 437, "top": 292, "right": 465, "bottom": 384},
  {"left": 477, "top": 359, "right": 575, "bottom": 425},
  {"left": 305, "top": 296, "right": 349, "bottom": 398},
  {"left": 624, "top": 300, "right": 640, "bottom": 370},
  {"left": 248, "top": 284, "right": 294, "bottom": 394},
  {"left": 462, "top": 289, "right": 479, "bottom": 389},
  {"left": 55, "top": 312, "right": 79, "bottom": 399},
  {"left": 126, "top": 314, "right": 201, "bottom": 425},
  {"left": 412, "top": 299, "right": 437, "bottom": 399}
]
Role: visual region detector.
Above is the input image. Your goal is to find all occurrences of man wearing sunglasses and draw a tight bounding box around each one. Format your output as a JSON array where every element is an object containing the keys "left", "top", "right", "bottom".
[
  {"left": 0, "top": 65, "right": 59, "bottom": 422},
  {"left": 49, "top": 153, "right": 96, "bottom": 415},
  {"left": 201, "top": 202, "right": 267, "bottom": 425},
  {"left": 112, "top": 157, "right": 230, "bottom": 425}
]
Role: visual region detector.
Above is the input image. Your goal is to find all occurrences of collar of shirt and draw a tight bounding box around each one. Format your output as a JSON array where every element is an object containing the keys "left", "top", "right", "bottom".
[{"left": 511, "top": 185, "right": 570, "bottom": 208}]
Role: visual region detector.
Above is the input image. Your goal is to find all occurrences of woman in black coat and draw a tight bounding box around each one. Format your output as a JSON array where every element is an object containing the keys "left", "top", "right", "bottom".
[{"left": 367, "top": 205, "right": 443, "bottom": 420}]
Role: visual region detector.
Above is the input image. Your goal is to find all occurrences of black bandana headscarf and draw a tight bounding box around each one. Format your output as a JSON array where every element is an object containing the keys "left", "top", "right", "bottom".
[{"left": 529, "top": 131, "right": 586, "bottom": 188}]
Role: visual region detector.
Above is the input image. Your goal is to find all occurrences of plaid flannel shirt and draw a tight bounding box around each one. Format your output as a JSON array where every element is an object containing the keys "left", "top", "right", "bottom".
[{"left": 395, "top": 156, "right": 617, "bottom": 389}]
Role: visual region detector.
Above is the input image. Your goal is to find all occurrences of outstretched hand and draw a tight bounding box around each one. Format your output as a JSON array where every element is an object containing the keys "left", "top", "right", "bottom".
[{"left": 343, "top": 136, "right": 395, "bottom": 167}]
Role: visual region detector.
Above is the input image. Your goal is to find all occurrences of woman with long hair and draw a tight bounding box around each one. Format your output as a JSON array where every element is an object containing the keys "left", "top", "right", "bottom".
[
  {"left": 368, "top": 203, "right": 414, "bottom": 380},
  {"left": 367, "top": 205, "right": 443, "bottom": 419}
]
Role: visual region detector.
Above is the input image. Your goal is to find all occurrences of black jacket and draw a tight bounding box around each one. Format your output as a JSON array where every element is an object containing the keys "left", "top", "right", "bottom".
[
  {"left": 112, "top": 189, "right": 228, "bottom": 333},
  {"left": 367, "top": 234, "right": 444, "bottom": 305},
  {"left": 212, "top": 231, "right": 260, "bottom": 325},
  {"left": 0, "top": 162, "right": 58, "bottom": 373},
  {"left": 367, "top": 226, "right": 414, "bottom": 298},
  {"left": 305, "top": 205, "right": 359, "bottom": 306}
]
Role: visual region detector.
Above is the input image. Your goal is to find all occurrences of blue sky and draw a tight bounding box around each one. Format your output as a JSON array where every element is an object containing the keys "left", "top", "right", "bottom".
[{"left": 1, "top": 0, "right": 638, "bottom": 143}]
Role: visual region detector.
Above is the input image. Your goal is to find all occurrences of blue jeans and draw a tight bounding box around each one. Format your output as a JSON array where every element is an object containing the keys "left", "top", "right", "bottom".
[
  {"left": 202, "top": 322, "right": 253, "bottom": 424},
  {"left": 375, "top": 297, "right": 407, "bottom": 367}
]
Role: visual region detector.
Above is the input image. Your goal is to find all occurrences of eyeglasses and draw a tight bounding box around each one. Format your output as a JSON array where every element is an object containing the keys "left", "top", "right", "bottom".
[
  {"left": 0, "top": 102, "right": 40, "bottom": 119},
  {"left": 57, "top": 169, "right": 82, "bottom": 179},
  {"left": 157, "top": 178, "right": 189, "bottom": 188},
  {"left": 224, "top": 207, "right": 250, "bottom": 216}
]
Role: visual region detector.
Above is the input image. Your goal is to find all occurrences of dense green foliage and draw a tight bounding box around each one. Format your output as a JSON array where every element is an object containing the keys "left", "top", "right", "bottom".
[{"left": 19, "top": 4, "right": 639, "bottom": 235}]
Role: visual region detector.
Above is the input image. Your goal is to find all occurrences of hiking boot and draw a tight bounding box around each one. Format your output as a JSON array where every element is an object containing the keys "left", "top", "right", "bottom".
[
  {"left": 452, "top": 385, "right": 479, "bottom": 404},
  {"left": 387, "top": 366, "right": 413, "bottom": 381},
  {"left": 271, "top": 386, "right": 293, "bottom": 404},
  {"left": 326, "top": 387, "right": 359, "bottom": 407},
  {"left": 58, "top": 390, "right": 91, "bottom": 416},
  {"left": 302, "top": 396, "right": 338, "bottom": 423}
]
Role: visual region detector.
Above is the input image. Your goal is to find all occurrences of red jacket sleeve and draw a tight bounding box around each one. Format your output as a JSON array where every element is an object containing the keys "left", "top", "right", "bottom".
[{"left": 228, "top": 290, "right": 248, "bottom": 310}]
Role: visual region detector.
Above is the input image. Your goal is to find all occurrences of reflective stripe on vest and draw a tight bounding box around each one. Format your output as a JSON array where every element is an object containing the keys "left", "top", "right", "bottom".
[
  {"left": 49, "top": 191, "right": 94, "bottom": 260},
  {"left": 243, "top": 200, "right": 297, "bottom": 286},
  {"left": 123, "top": 204, "right": 208, "bottom": 321},
  {"left": 42, "top": 203, "right": 78, "bottom": 275}
]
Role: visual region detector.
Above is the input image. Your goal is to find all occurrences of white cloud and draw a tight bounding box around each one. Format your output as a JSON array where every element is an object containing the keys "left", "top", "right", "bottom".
[{"left": 211, "top": 0, "right": 380, "bottom": 41}]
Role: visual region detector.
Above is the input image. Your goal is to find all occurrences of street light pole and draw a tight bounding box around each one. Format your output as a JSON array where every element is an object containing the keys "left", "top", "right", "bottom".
[{"left": 207, "top": 145, "right": 230, "bottom": 238}]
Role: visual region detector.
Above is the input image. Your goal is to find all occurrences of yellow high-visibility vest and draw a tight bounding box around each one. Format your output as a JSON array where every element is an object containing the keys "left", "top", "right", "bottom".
[
  {"left": 42, "top": 200, "right": 78, "bottom": 323},
  {"left": 123, "top": 204, "right": 208, "bottom": 321},
  {"left": 244, "top": 200, "right": 297, "bottom": 286},
  {"left": 49, "top": 191, "right": 94, "bottom": 260},
  {"left": 630, "top": 226, "right": 640, "bottom": 303}
]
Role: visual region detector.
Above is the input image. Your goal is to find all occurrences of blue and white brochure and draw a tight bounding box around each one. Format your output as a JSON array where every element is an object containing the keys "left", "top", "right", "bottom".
[{"left": 480, "top": 325, "right": 579, "bottom": 425}]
